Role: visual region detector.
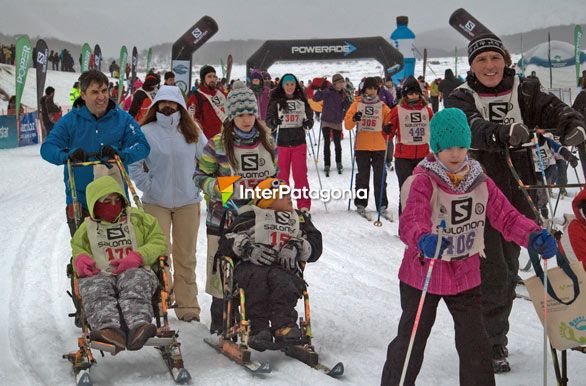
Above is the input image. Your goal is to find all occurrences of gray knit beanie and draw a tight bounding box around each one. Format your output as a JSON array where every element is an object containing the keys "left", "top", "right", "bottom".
[{"left": 226, "top": 81, "right": 258, "bottom": 121}]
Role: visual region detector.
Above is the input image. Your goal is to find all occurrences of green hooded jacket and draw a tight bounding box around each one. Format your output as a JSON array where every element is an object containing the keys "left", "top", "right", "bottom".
[{"left": 71, "top": 176, "right": 167, "bottom": 273}]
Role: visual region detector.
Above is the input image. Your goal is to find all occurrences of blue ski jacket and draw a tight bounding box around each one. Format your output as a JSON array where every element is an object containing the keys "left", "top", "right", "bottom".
[{"left": 41, "top": 98, "right": 150, "bottom": 208}]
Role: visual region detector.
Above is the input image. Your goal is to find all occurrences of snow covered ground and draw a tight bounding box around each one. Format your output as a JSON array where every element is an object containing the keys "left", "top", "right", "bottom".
[{"left": 1, "top": 58, "right": 585, "bottom": 385}]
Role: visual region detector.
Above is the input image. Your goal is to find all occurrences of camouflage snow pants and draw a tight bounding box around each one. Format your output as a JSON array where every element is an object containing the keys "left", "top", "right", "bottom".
[{"left": 78, "top": 268, "right": 159, "bottom": 331}]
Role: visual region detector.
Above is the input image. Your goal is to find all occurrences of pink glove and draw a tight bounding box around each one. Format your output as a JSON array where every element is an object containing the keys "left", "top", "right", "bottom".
[
  {"left": 75, "top": 254, "right": 101, "bottom": 277},
  {"left": 110, "top": 251, "right": 143, "bottom": 275}
]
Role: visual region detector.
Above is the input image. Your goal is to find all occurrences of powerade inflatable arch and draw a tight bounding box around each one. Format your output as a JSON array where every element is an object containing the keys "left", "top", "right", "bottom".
[{"left": 245, "top": 37, "right": 403, "bottom": 84}]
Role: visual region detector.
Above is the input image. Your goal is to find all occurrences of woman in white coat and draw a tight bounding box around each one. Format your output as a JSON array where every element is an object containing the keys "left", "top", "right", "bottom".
[{"left": 130, "top": 85, "right": 207, "bottom": 322}]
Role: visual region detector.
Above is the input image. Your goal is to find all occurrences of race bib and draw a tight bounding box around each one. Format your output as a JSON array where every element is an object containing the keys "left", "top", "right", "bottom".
[
  {"left": 230, "top": 144, "right": 276, "bottom": 199},
  {"left": 280, "top": 99, "right": 306, "bottom": 129},
  {"left": 358, "top": 101, "right": 384, "bottom": 132},
  {"left": 251, "top": 206, "right": 301, "bottom": 251},
  {"left": 86, "top": 214, "right": 138, "bottom": 274},
  {"left": 397, "top": 105, "right": 430, "bottom": 144}
]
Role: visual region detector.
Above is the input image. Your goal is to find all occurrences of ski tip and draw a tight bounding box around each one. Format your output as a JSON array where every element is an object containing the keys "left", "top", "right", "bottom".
[
  {"left": 76, "top": 371, "right": 92, "bottom": 386},
  {"left": 173, "top": 368, "right": 192, "bottom": 384},
  {"left": 256, "top": 361, "right": 272, "bottom": 373},
  {"left": 327, "top": 362, "right": 344, "bottom": 377}
]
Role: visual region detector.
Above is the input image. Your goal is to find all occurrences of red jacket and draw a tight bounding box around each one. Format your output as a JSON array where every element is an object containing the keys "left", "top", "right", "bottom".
[
  {"left": 390, "top": 100, "right": 433, "bottom": 159},
  {"left": 564, "top": 187, "right": 586, "bottom": 270},
  {"left": 186, "top": 85, "right": 227, "bottom": 139}
]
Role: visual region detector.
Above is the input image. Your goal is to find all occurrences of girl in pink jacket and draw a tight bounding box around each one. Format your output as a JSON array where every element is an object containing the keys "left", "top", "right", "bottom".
[{"left": 380, "top": 108, "right": 558, "bottom": 386}]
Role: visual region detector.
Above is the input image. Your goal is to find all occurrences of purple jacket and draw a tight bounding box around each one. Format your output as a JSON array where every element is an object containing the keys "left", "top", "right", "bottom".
[
  {"left": 252, "top": 85, "right": 270, "bottom": 120},
  {"left": 398, "top": 156, "right": 540, "bottom": 295},
  {"left": 378, "top": 88, "right": 395, "bottom": 108},
  {"left": 313, "top": 87, "right": 351, "bottom": 123}
]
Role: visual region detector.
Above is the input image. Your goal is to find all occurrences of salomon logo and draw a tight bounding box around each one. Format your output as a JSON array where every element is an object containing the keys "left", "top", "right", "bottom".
[
  {"left": 287, "top": 101, "right": 296, "bottom": 110},
  {"left": 410, "top": 112, "right": 422, "bottom": 123},
  {"left": 241, "top": 154, "right": 259, "bottom": 171},
  {"left": 275, "top": 211, "right": 291, "bottom": 225},
  {"left": 107, "top": 227, "right": 125, "bottom": 240},
  {"left": 488, "top": 102, "right": 511, "bottom": 123},
  {"left": 452, "top": 198, "right": 472, "bottom": 225},
  {"left": 365, "top": 106, "right": 374, "bottom": 115},
  {"left": 465, "top": 21, "right": 476, "bottom": 32},
  {"left": 191, "top": 28, "right": 203, "bottom": 39}
]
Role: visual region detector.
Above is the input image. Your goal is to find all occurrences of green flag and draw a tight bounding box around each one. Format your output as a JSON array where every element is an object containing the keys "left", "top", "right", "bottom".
[
  {"left": 81, "top": 43, "right": 91, "bottom": 72},
  {"left": 575, "top": 25, "right": 583, "bottom": 86},
  {"left": 15, "top": 35, "right": 33, "bottom": 123},
  {"left": 454, "top": 47, "right": 458, "bottom": 78},
  {"left": 146, "top": 47, "right": 153, "bottom": 72},
  {"left": 117, "top": 46, "right": 128, "bottom": 104}
]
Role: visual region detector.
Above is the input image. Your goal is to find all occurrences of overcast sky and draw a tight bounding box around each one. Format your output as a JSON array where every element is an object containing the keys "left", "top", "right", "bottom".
[{"left": 1, "top": 0, "right": 585, "bottom": 56}]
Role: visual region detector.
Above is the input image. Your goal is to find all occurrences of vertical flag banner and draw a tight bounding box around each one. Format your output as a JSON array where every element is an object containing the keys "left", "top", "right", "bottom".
[
  {"left": 117, "top": 46, "right": 128, "bottom": 104},
  {"left": 131, "top": 46, "right": 138, "bottom": 90},
  {"left": 226, "top": 54, "right": 233, "bottom": 83},
  {"left": 146, "top": 47, "right": 153, "bottom": 72},
  {"left": 454, "top": 47, "right": 458, "bottom": 77},
  {"left": 34, "top": 39, "right": 49, "bottom": 113},
  {"left": 15, "top": 35, "right": 33, "bottom": 123},
  {"left": 575, "top": 25, "right": 583, "bottom": 86},
  {"left": 547, "top": 32, "right": 553, "bottom": 88},
  {"left": 94, "top": 44, "right": 102, "bottom": 71},
  {"left": 81, "top": 43, "right": 91, "bottom": 72}
]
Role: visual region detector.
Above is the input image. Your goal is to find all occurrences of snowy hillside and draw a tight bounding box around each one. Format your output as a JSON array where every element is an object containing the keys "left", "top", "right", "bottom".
[{"left": 1, "top": 58, "right": 585, "bottom": 386}]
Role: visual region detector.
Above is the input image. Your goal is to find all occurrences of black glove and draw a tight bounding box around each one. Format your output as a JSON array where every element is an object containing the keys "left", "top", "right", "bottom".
[
  {"left": 302, "top": 119, "right": 313, "bottom": 130},
  {"left": 562, "top": 126, "right": 586, "bottom": 146},
  {"left": 383, "top": 124, "right": 392, "bottom": 134},
  {"left": 558, "top": 108, "right": 586, "bottom": 146},
  {"left": 352, "top": 111, "right": 363, "bottom": 122},
  {"left": 100, "top": 145, "right": 119, "bottom": 160},
  {"left": 243, "top": 243, "right": 278, "bottom": 266},
  {"left": 567, "top": 154, "right": 579, "bottom": 168},
  {"left": 499, "top": 122, "right": 530, "bottom": 147},
  {"left": 274, "top": 116, "right": 283, "bottom": 126},
  {"left": 67, "top": 148, "right": 87, "bottom": 163}
]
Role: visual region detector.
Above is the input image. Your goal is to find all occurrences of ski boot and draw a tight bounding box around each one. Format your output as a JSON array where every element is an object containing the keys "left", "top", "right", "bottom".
[
  {"left": 248, "top": 329, "right": 273, "bottom": 352},
  {"left": 492, "top": 344, "right": 510, "bottom": 373},
  {"left": 274, "top": 324, "right": 302, "bottom": 343},
  {"left": 336, "top": 162, "right": 343, "bottom": 174},
  {"left": 324, "top": 165, "right": 330, "bottom": 177}
]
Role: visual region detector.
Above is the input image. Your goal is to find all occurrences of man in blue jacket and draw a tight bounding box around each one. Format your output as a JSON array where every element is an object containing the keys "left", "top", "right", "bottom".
[{"left": 41, "top": 70, "right": 150, "bottom": 236}]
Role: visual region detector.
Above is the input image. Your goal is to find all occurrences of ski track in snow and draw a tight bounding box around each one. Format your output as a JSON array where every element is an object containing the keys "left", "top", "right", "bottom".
[{"left": 2, "top": 58, "right": 586, "bottom": 384}]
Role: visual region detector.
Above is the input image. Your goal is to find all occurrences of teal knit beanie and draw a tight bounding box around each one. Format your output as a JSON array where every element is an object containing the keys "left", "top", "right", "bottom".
[{"left": 429, "top": 108, "right": 471, "bottom": 154}]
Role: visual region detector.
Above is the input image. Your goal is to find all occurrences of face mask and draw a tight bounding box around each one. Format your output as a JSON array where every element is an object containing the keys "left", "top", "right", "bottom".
[
  {"left": 407, "top": 98, "right": 419, "bottom": 105},
  {"left": 94, "top": 199, "right": 123, "bottom": 223},
  {"left": 156, "top": 111, "right": 181, "bottom": 127}
]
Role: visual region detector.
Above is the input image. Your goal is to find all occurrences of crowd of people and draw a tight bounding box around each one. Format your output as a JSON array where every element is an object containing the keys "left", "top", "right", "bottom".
[{"left": 34, "top": 30, "right": 586, "bottom": 386}]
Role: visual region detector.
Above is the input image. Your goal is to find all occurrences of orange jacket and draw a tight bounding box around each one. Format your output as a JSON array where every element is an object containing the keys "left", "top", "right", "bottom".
[
  {"left": 344, "top": 96, "right": 391, "bottom": 151},
  {"left": 390, "top": 100, "right": 433, "bottom": 159}
]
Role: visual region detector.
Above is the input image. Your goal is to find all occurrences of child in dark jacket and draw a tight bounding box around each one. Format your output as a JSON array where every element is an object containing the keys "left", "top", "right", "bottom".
[
  {"left": 380, "top": 108, "right": 558, "bottom": 386},
  {"left": 217, "top": 178, "right": 322, "bottom": 350}
]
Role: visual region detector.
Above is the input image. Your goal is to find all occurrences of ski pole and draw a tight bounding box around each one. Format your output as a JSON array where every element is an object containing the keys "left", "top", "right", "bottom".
[
  {"left": 534, "top": 136, "right": 551, "bottom": 386},
  {"left": 347, "top": 128, "right": 357, "bottom": 211},
  {"left": 374, "top": 133, "right": 391, "bottom": 227},
  {"left": 306, "top": 126, "right": 328, "bottom": 212},
  {"left": 114, "top": 155, "right": 143, "bottom": 210},
  {"left": 543, "top": 257, "right": 549, "bottom": 386},
  {"left": 67, "top": 160, "right": 82, "bottom": 230},
  {"left": 399, "top": 219, "right": 446, "bottom": 386}
]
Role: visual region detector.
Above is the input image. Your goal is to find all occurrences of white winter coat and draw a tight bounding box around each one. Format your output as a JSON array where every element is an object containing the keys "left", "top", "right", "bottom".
[{"left": 129, "top": 112, "right": 207, "bottom": 208}]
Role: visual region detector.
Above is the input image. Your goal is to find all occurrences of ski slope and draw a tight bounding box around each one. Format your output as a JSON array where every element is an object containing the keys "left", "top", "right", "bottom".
[{"left": 1, "top": 59, "right": 585, "bottom": 386}]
